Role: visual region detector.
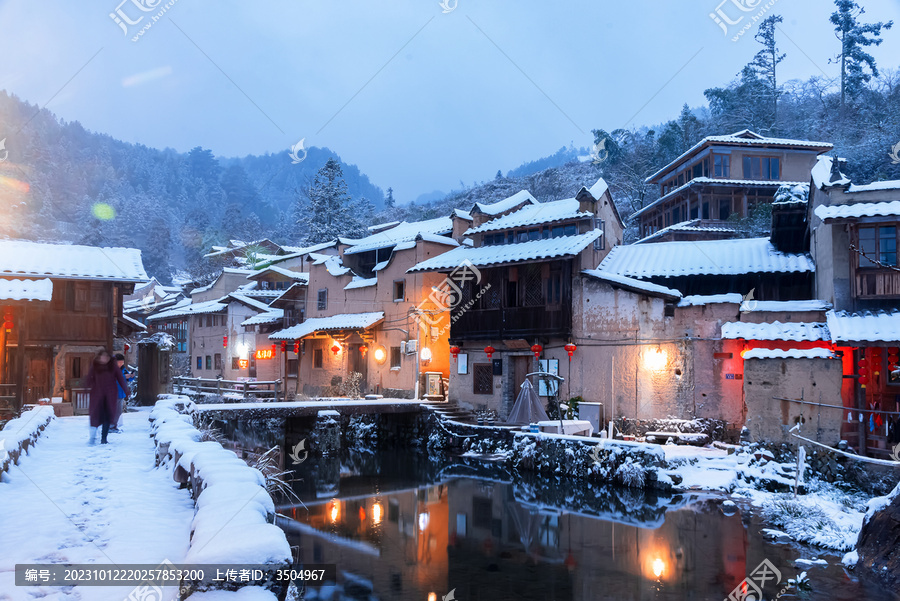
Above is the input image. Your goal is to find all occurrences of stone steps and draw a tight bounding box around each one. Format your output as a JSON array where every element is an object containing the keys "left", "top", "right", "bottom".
[{"left": 421, "top": 400, "right": 476, "bottom": 424}]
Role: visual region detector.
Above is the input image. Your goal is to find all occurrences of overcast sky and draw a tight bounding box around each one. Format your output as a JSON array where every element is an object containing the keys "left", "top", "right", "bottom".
[{"left": 1, "top": 0, "right": 898, "bottom": 202}]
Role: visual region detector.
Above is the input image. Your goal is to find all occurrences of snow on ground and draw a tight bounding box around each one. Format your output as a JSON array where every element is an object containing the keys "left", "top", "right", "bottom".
[
  {"left": 663, "top": 445, "right": 872, "bottom": 551},
  {"left": 0, "top": 410, "right": 194, "bottom": 601}
]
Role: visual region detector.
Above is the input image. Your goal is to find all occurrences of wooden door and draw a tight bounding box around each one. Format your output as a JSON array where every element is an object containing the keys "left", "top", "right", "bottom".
[
  {"left": 514, "top": 356, "right": 529, "bottom": 398},
  {"left": 350, "top": 344, "right": 368, "bottom": 394},
  {"left": 25, "top": 347, "right": 53, "bottom": 403}
]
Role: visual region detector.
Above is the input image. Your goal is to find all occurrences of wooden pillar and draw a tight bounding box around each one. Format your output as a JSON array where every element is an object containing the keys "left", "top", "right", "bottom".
[
  {"left": 107, "top": 283, "right": 116, "bottom": 352},
  {"left": 15, "top": 305, "right": 25, "bottom": 411}
]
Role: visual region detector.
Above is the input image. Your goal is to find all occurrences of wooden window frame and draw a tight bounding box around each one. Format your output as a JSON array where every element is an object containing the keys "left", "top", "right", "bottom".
[
  {"left": 317, "top": 289, "right": 328, "bottom": 311},
  {"left": 473, "top": 363, "right": 493, "bottom": 395}
]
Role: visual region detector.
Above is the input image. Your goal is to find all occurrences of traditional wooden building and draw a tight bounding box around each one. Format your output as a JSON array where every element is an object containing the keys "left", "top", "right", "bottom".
[
  {"left": 0, "top": 240, "right": 148, "bottom": 412},
  {"left": 633, "top": 130, "right": 832, "bottom": 241}
]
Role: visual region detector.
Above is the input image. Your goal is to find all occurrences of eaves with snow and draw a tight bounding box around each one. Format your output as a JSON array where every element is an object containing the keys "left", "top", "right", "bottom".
[
  {"left": 0, "top": 239, "right": 148, "bottom": 282},
  {"left": 269, "top": 311, "right": 385, "bottom": 341}
]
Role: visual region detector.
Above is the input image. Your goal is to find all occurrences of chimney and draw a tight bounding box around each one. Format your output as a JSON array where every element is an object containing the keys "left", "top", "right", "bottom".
[{"left": 575, "top": 186, "right": 597, "bottom": 215}]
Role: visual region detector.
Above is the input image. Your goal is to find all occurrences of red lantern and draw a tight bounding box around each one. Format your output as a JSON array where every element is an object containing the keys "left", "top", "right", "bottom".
[
  {"left": 859, "top": 358, "right": 868, "bottom": 368},
  {"left": 530, "top": 344, "right": 543, "bottom": 359},
  {"left": 272, "top": 343, "right": 277, "bottom": 356},
  {"left": 124, "top": 343, "right": 130, "bottom": 352},
  {"left": 281, "top": 341, "right": 287, "bottom": 353},
  {"left": 484, "top": 346, "right": 495, "bottom": 359},
  {"left": 223, "top": 335, "right": 228, "bottom": 348},
  {"left": 449, "top": 346, "right": 460, "bottom": 360},
  {"left": 859, "top": 375, "right": 869, "bottom": 388},
  {"left": 859, "top": 366, "right": 869, "bottom": 377},
  {"left": 888, "top": 347, "right": 899, "bottom": 356},
  {"left": 331, "top": 344, "right": 341, "bottom": 355},
  {"left": 564, "top": 343, "right": 577, "bottom": 361},
  {"left": 293, "top": 341, "right": 300, "bottom": 354},
  {"left": 871, "top": 347, "right": 883, "bottom": 356},
  {"left": 360, "top": 345, "right": 368, "bottom": 356}
]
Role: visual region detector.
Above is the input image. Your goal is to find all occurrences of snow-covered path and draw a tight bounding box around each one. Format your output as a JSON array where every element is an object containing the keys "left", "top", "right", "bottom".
[{"left": 0, "top": 410, "right": 195, "bottom": 601}]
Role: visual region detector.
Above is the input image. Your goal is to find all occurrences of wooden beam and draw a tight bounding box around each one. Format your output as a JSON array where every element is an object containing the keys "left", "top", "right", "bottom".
[{"left": 15, "top": 306, "right": 25, "bottom": 411}]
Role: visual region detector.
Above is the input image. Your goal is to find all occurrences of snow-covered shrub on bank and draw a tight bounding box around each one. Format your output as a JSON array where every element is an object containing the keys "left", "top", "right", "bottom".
[
  {"left": 149, "top": 395, "right": 291, "bottom": 594},
  {"left": 615, "top": 459, "right": 647, "bottom": 488},
  {"left": 0, "top": 406, "right": 55, "bottom": 476},
  {"left": 758, "top": 496, "right": 859, "bottom": 551},
  {"left": 346, "top": 414, "right": 378, "bottom": 450}
]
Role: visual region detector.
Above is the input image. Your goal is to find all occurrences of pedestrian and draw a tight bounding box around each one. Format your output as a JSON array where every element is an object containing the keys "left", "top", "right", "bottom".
[
  {"left": 110, "top": 353, "right": 133, "bottom": 433},
  {"left": 84, "top": 349, "right": 129, "bottom": 445}
]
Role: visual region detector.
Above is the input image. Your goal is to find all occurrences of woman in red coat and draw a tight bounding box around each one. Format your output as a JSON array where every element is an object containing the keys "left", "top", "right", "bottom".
[{"left": 84, "top": 349, "right": 129, "bottom": 445}]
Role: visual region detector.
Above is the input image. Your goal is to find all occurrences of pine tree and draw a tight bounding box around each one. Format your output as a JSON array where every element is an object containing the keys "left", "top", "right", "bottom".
[
  {"left": 384, "top": 187, "right": 395, "bottom": 208},
  {"left": 298, "top": 158, "right": 357, "bottom": 244},
  {"left": 495, "top": 170, "right": 503, "bottom": 180},
  {"left": 751, "top": 15, "right": 786, "bottom": 132},
  {"left": 830, "top": 0, "right": 893, "bottom": 108}
]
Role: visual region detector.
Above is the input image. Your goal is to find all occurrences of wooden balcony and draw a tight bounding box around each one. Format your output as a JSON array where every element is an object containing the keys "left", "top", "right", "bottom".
[
  {"left": 856, "top": 269, "right": 900, "bottom": 299},
  {"left": 450, "top": 306, "right": 571, "bottom": 341}
]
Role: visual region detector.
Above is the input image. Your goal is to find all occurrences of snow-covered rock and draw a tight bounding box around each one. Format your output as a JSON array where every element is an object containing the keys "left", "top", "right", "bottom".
[{"left": 0, "top": 406, "right": 55, "bottom": 474}]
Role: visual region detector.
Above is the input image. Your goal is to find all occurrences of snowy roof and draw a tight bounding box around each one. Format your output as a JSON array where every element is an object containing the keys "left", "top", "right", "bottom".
[
  {"left": 773, "top": 183, "right": 809, "bottom": 206},
  {"left": 310, "top": 253, "right": 352, "bottom": 277},
  {"left": 148, "top": 298, "right": 227, "bottom": 321},
  {"left": 647, "top": 129, "right": 832, "bottom": 183},
  {"left": 740, "top": 299, "right": 831, "bottom": 313},
  {"left": 367, "top": 221, "right": 400, "bottom": 232},
  {"left": 634, "top": 219, "right": 735, "bottom": 244},
  {"left": 598, "top": 238, "right": 814, "bottom": 278},
  {"left": 814, "top": 200, "right": 900, "bottom": 221},
  {"left": 826, "top": 310, "right": 900, "bottom": 344},
  {"left": 241, "top": 309, "right": 284, "bottom": 327},
  {"left": 279, "top": 240, "right": 339, "bottom": 255},
  {"left": 588, "top": 177, "right": 609, "bottom": 200},
  {"left": 582, "top": 270, "right": 682, "bottom": 300},
  {"left": 227, "top": 293, "right": 273, "bottom": 312},
  {"left": 678, "top": 293, "right": 742, "bottom": 307},
  {"left": 0, "top": 240, "right": 148, "bottom": 282},
  {"left": 416, "top": 232, "right": 460, "bottom": 247},
  {"left": 373, "top": 260, "right": 390, "bottom": 272},
  {"left": 633, "top": 178, "right": 805, "bottom": 219},
  {"left": 344, "top": 277, "right": 377, "bottom": 290},
  {"left": 119, "top": 312, "right": 147, "bottom": 332},
  {"left": 811, "top": 155, "right": 850, "bottom": 189},
  {"left": 848, "top": 181, "right": 900, "bottom": 193},
  {"left": 246, "top": 265, "right": 309, "bottom": 282},
  {"left": 0, "top": 278, "right": 53, "bottom": 302},
  {"left": 471, "top": 190, "right": 539, "bottom": 216},
  {"left": 452, "top": 208, "right": 473, "bottom": 220},
  {"left": 342, "top": 216, "right": 454, "bottom": 255},
  {"left": 743, "top": 348, "right": 836, "bottom": 360},
  {"left": 466, "top": 198, "right": 593, "bottom": 234},
  {"left": 269, "top": 311, "right": 385, "bottom": 341},
  {"left": 720, "top": 321, "right": 829, "bottom": 342},
  {"left": 409, "top": 229, "right": 601, "bottom": 272}
]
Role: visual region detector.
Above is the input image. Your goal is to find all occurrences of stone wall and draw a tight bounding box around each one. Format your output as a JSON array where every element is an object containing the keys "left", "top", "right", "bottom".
[{"left": 743, "top": 356, "right": 843, "bottom": 446}]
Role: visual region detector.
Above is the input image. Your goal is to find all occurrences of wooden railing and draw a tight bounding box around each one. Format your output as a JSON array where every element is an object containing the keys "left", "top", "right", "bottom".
[
  {"left": 0, "top": 384, "right": 16, "bottom": 413},
  {"left": 450, "top": 306, "right": 572, "bottom": 340},
  {"left": 72, "top": 388, "right": 90, "bottom": 415},
  {"left": 173, "top": 377, "right": 282, "bottom": 402}
]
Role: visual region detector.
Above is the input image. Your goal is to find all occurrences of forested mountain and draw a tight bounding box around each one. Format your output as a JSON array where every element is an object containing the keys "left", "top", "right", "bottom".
[{"left": 0, "top": 91, "right": 383, "bottom": 282}]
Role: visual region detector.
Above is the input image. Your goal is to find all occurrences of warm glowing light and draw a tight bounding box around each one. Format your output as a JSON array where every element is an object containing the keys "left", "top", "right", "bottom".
[
  {"left": 373, "top": 346, "right": 387, "bottom": 364},
  {"left": 428, "top": 594, "right": 437, "bottom": 601},
  {"left": 238, "top": 359, "right": 249, "bottom": 369},
  {"left": 91, "top": 202, "right": 116, "bottom": 221},
  {"left": 359, "top": 506, "right": 366, "bottom": 521},
  {"left": 644, "top": 347, "right": 667, "bottom": 371},
  {"left": 331, "top": 343, "right": 341, "bottom": 355},
  {"left": 417, "top": 512, "right": 429, "bottom": 531},
  {"left": 330, "top": 500, "right": 340, "bottom": 523},
  {"left": 372, "top": 502, "right": 383, "bottom": 525},
  {"left": 255, "top": 349, "right": 274, "bottom": 360},
  {"left": 0, "top": 175, "right": 30, "bottom": 194},
  {"left": 236, "top": 342, "right": 250, "bottom": 360},
  {"left": 420, "top": 347, "right": 432, "bottom": 362},
  {"left": 652, "top": 557, "right": 665, "bottom": 579}
]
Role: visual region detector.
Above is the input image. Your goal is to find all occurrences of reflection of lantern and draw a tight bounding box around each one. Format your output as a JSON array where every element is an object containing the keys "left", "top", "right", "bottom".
[
  {"left": 373, "top": 346, "right": 387, "bottom": 364},
  {"left": 281, "top": 341, "right": 287, "bottom": 353},
  {"left": 360, "top": 345, "right": 368, "bottom": 356},
  {"left": 564, "top": 343, "right": 577, "bottom": 360},
  {"left": 223, "top": 335, "right": 228, "bottom": 348},
  {"left": 331, "top": 343, "right": 341, "bottom": 356},
  {"left": 294, "top": 341, "right": 300, "bottom": 355},
  {"left": 372, "top": 502, "right": 383, "bottom": 525},
  {"left": 530, "top": 344, "right": 543, "bottom": 359},
  {"left": 449, "top": 346, "right": 460, "bottom": 360},
  {"left": 564, "top": 551, "right": 577, "bottom": 570},
  {"left": 484, "top": 346, "right": 495, "bottom": 359}
]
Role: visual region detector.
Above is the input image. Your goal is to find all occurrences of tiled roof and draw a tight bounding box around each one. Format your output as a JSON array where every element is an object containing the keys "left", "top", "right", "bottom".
[
  {"left": 743, "top": 348, "right": 836, "bottom": 360},
  {"left": 279, "top": 240, "right": 339, "bottom": 255},
  {"left": 597, "top": 238, "right": 814, "bottom": 278},
  {"left": 814, "top": 200, "right": 900, "bottom": 221},
  {"left": 633, "top": 178, "right": 805, "bottom": 219},
  {"left": 678, "top": 293, "right": 742, "bottom": 306},
  {"left": 342, "top": 216, "right": 454, "bottom": 255},
  {"left": 227, "top": 293, "right": 274, "bottom": 312},
  {"left": 0, "top": 240, "right": 148, "bottom": 282},
  {"left": 634, "top": 219, "right": 735, "bottom": 244},
  {"left": 0, "top": 278, "right": 53, "bottom": 302},
  {"left": 773, "top": 183, "right": 809, "bottom": 206},
  {"left": 471, "top": 190, "right": 538, "bottom": 216},
  {"left": 247, "top": 265, "right": 309, "bottom": 282},
  {"left": 269, "top": 311, "right": 385, "bottom": 341},
  {"left": 408, "top": 230, "right": 601, "bottom": 272},
  {"left": 582, "top": 270, "right": 682, "bottom": 299},
  {"left": 826, "top": 310, "right": 900, "bottom": 344},
  {"left": 848, "top": 181, "right": 900, "bottom": 193},
  {"left": 466, "top": 198, "right": 593, "bottom": 234},
  {"left": 344, "top": 277, "right": 377, "bottom": 290},
  {"left": 720, "top": 321, "right": 829, "bottom": 342},
  {"left": 241, "top": 309, "right": 284, "bottom": 327},
  {"left": 740, "top": 300, "right": 831, "bottom": 312},
  {"left": 148, "top": 298, "right": 227, "bottom": 321}
]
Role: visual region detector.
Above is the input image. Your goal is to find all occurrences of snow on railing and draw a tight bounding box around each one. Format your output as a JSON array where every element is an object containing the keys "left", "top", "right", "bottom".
[
  {"left": 0, "top": 406, "right": 55, "bottom": 476},
  {"left": 149, "top": 394, "right": 291, "bottom": 595}
]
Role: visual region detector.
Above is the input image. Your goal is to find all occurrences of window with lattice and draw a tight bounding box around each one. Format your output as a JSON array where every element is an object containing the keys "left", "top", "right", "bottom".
[
  {"left": 479, "top": 271, "right": 502, "bottom": 309},
  {"left": 522, "top": 264, "right": 543, "bottom": 306},
  {"left": 473, "top": 364, "right": 493, "bottom": 395}
]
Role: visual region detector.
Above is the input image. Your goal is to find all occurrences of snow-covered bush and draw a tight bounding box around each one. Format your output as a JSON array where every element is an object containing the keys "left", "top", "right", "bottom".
[
  {"left": 0, "top": 406, "right": 55, "bottom": 474},
  {"left": 760, "top": 497, "right": 855, "bottom": 550},
  {"left": 615, "top": 459, "right": 647, "bottom": 488}
]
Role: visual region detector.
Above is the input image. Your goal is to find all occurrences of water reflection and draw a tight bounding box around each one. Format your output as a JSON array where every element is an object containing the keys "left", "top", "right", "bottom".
[{"left": 216, "top": 420, "right": 892, "bottom": 601}]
